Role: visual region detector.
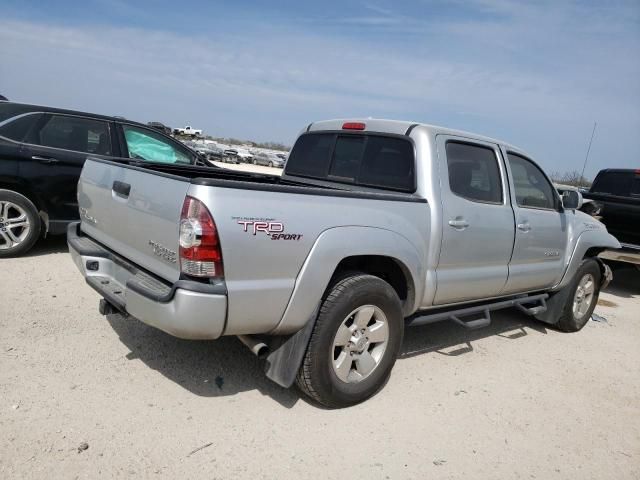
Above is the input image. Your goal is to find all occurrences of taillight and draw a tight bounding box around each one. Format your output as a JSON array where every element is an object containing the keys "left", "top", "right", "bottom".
[
  {"left": 342, "top": 122, "right": 366, "bottom": 130},
  {"left": 179, "top": 196, "right": 223, "bottom": 278}
]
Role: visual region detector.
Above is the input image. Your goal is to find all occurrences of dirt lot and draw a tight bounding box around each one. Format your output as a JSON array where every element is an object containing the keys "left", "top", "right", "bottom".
[{"left": 1, "top": 237, "right": 639, "bottom": 478}]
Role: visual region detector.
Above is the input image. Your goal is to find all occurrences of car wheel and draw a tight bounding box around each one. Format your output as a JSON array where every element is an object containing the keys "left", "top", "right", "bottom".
[
  {"left": 555, "top": 258, "right": 602, "bottom": 332},
  {"left": 268, "top": 161, "right": 273, "bottom": 167},
  {"left": 296, "top": 274, "right": 403, "bottom": 408},
  {"left": 0, "top": 189, "right": 41, "bottom": 258}
]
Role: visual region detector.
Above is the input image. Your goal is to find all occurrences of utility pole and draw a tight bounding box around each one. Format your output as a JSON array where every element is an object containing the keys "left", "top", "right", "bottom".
[{"left": 580, "top": 122, "right": 597, "bottom": 189}]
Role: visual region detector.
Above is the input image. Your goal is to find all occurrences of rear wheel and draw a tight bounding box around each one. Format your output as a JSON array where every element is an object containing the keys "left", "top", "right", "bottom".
[
  {"left": 0, "top": 190, "right": 41, "bottom": 258},
  {"left": 296, "top": 274, "right": 403, "bottom": 408},
  {"left": 555, "top": 258, "right": 602, "bottom": 332}
]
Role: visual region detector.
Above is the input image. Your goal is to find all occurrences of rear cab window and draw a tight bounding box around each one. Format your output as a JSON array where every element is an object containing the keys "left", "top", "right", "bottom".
[{"left": 284, "top": 132, "right": 415, "bottom": 192}]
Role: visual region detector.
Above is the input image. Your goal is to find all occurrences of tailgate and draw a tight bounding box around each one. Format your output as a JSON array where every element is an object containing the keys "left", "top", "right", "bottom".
[{"left": 78, "top": 159, "right": 189, "bottom": 282}]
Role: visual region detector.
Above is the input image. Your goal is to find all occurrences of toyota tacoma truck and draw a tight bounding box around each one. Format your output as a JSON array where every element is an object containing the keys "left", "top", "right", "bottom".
[{"left": 68, "top": 119, "right": 620, "bottom": 408}]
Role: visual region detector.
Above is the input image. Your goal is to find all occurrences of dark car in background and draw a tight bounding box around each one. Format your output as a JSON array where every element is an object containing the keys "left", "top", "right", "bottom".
[
  {"left": 147, "top": 121, "right": 172, "bottom": 135},
  {"left": 583, "top": 168, "right": 640, "bottom": 267},
  {"left": 0, "top": 102, "right": 203, "bottom": 257}
]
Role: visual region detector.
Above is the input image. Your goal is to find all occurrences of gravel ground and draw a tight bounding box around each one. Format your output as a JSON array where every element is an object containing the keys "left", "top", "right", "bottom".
[{"left": 1, "top": 239, "right": 639, "bottom": 479}]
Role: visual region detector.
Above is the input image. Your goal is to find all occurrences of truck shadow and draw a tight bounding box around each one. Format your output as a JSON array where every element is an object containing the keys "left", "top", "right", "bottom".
[
  {"left": 105, "top": 313, "right": 300, "bottom": 409},
  {"left": 400, "top": 309, "right": 548, "bottom": 359},
  {"left": 106, "top": 307, "right": 550, "bottom": 408}
]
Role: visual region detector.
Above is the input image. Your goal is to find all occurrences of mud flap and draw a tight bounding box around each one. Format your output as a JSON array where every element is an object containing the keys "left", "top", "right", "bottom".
[
  {"left": 536, "top": 258, "right": 612, "bottom": 325},
  {"left": 533, "top": 286, "right": 572, "bottom": 325},
  {"left": 263, "top": 309, "right": 318, "bottom": 388}
]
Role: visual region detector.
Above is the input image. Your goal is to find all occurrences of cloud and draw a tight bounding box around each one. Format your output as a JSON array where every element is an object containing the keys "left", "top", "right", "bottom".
[{"left": 0, "top": 1, "right": 638, "bottom": 176}]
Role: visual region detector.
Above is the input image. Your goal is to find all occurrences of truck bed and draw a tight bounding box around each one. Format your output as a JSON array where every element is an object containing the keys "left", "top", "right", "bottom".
[
  {"left": 75, "top": 157, "right": 429, "bottom": 337},
  {"left": 120, "top": 158, "right": 424, "bottom": 202}
]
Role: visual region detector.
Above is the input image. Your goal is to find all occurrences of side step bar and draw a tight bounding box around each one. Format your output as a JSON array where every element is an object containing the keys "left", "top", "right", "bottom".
[{"left": 406, "top": 293, "right": 549, "bottom": 330}]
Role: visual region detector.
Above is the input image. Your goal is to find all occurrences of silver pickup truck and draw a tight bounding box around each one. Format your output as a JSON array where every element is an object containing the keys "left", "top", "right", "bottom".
[{"left": 68, "top": 119, "right": 620, "bottom": 408}]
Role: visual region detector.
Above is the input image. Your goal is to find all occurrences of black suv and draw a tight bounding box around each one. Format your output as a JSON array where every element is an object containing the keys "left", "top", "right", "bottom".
[{"left": 0, "top": 102, "right": 202, "bottom": 257}]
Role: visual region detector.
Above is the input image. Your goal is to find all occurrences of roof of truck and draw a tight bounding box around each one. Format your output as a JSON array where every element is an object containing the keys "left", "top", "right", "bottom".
[{"left": 307, "top": 118, "right": 523, "bottom": 153}]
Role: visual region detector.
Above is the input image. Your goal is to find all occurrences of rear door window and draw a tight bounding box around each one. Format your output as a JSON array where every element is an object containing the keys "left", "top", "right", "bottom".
[
  {"left": 34, "top": 115, "right": 112, "bottom": 155},
  {"left": 286, "top": 132, "right": 415, "bottom": 192},
  {"left": 122, "top": 125, "right": 193, "bottom": 164},
  {"left": 445, "top": 142, "right": 502, "bottom": 203}
]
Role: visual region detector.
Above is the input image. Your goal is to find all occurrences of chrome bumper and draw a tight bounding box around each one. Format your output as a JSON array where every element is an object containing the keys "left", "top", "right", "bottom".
[{"left": 67, "top": 223, "right": 227, "bottom": 340}]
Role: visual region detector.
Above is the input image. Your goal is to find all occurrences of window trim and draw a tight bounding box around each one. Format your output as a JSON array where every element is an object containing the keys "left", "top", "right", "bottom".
[
  {"left": 284, "top": 130, "right": 417, "bottom": 193},
  {"left": 444, "top": 139, "right": 505, "bottom": 206},
  {"left": 506, "top": 151, "right": 560, "bottom": 212}
]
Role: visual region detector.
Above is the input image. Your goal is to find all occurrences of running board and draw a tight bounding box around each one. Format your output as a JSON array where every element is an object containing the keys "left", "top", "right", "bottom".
[{"left": 406, "top": 293, "right": 549, "bottom": 330}]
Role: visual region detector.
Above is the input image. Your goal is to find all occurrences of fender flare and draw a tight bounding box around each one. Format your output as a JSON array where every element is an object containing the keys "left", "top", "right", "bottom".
[
  {"left": 552, "top": 229, "right": 620, "bottom": 291},
  {"left": 262, "top": 226, "right": 423, "bottom": 388},
  {"left": 270, "top": 225, "right": 423, "bottom": 335}
]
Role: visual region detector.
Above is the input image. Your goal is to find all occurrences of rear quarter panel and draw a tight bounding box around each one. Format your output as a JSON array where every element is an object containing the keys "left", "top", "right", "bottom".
[{"left": 187, "top": 183, "right": 429, "bottom": 335}]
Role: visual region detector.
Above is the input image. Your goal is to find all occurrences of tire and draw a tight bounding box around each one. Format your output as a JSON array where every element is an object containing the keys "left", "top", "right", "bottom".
[
  {"left": 268, "top": 161, "right": 273, "bottom": 167},
  {"left": 555, "top": 258, "right": 602, "bottom": 332},
  {"left": 296, "top": 274, "right": 404, "bottom": 408},
  {"left": 0, "top": 189, "right": 41, "bottom": 258}
]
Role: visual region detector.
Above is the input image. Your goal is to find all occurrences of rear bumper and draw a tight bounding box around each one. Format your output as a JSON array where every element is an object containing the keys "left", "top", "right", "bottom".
[
  {"left": 599, "top": 243, "right": 640, "bottom": 266},
  {"left": 67, "top": 223, "right": 227, "bottom": 340}
]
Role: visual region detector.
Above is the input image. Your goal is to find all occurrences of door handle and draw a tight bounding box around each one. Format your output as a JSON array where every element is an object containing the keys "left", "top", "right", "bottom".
[
  {"left": 32, "top": 155, "right": 59, "bottom": 164},
  {"left": 517, "top": 223, "right": 531, "bottom": 232},
  {"left": 448, "top": 218, "right": 469, "bottom": 229},
  {"left": 112, "top": 181, "right": 131, "bottom": 198}
]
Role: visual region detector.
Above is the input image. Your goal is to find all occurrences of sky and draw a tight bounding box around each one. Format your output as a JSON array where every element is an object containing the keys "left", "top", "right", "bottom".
[{"left": 1, "top": 0, "right": 639, "bottom": 179}]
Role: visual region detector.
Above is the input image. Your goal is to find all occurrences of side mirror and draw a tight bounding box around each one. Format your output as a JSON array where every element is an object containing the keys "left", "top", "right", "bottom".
[{"left": 561, "top": 190, "right": 583, "bottom": 210}]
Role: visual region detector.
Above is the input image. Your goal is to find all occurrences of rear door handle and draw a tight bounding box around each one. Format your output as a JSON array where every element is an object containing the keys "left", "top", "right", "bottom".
[
  {"left": 112, "top": 181, "right": 131, "bottom": 198},
  {"left": 517, "top": 223, "right": 531, "bottom": 232},
  {"left": 448, "top": 218, "right": 469, "bottom": 229},
  {"left": 32, "top": 155, "right": 59, "bottom": 164}
]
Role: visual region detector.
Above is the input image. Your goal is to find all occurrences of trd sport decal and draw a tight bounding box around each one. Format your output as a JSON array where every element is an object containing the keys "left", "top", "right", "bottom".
[{"left": 232, "top": 216, "right": 303, "bottom": 241}]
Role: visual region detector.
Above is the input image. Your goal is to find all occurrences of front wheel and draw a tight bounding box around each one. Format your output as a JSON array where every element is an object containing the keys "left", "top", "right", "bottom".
[
  {"left": 555, "top": 258, "right": 602, "bottom": 332},
  {"left": 296, "top": 274, "right": 403, "bottom": 408}
]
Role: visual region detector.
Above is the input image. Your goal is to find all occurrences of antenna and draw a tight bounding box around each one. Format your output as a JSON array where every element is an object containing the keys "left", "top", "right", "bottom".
[{"left": 579, "top": 122, "right": 597, "bottom": 189}]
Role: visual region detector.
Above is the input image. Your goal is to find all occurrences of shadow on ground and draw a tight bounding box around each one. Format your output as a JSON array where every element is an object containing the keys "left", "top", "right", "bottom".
[
  {"left": 106, "top": 306, "right": 548, "bottom": 407},
  {"left": 603, "top": 263, "right": 640, "bottom": 298},
  {"left": 22, "top": 234, "right": 68, "bottom": 257},
  {"left": 106, "top": 313, "right": 301, "bottom": 408},
  {"left": 400, "top": 309, "right": 547, "bottom": 359}
]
